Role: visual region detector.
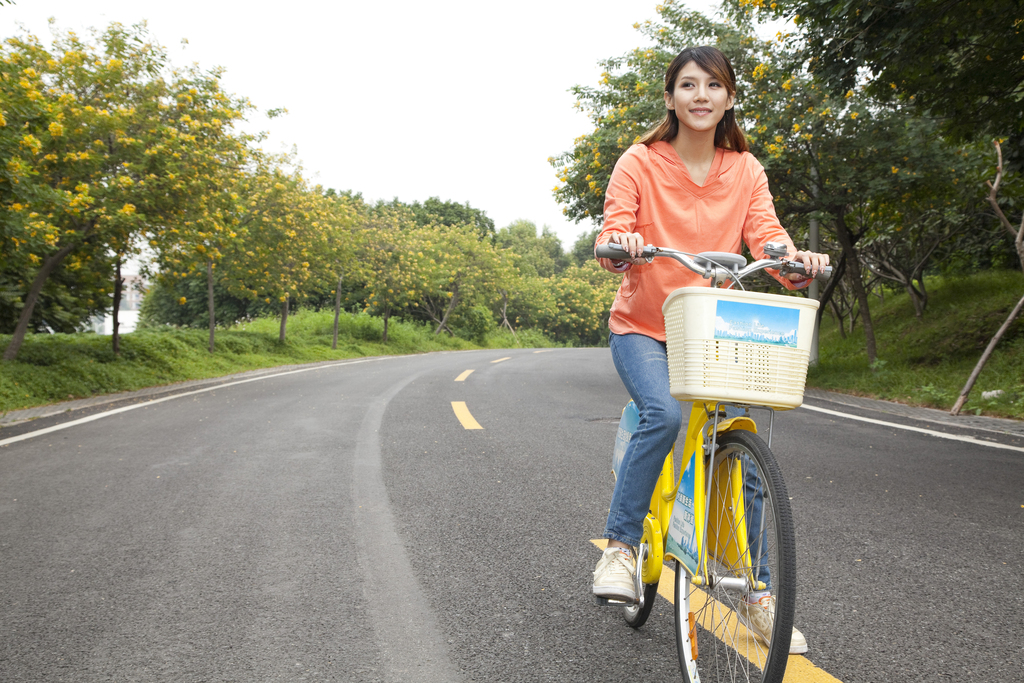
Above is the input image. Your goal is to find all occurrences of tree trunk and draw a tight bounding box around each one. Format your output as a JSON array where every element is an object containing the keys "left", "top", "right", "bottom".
[
  {"left": 498, "top": 290, "right": 521, "bottom": 347},
  {"left": 279, "top": 296, "right": 289, "bottom": 342},
  {"left": 909, "top": 270, "right": 929, "bottom": 318},
  {"left": 905, "top": 282, "right": 925, "bottom": 319},
  {"left": 951, "top": 293, "right": 1024, "bottom": 415},
  {"left": 433, "top": 283, "right": 460, "bottom": 336},
  {"left": 382, "top": 308, "right": 390, "bottom": 343},
  {"left": 951, "top": 140, "right": 1024, "bottom": 414},
  {"left": 112, "top": 259, "right": 123, "bottom": 356},
  {"left": 834, "top": 213, "right": 878, "bottom": 364},
  {"left": 206, "top": 259, "right": 216, "bottom": 353},
  {"left": 332, "top": 272, "right": 344, "bottom": 350},
  {"left": 3, "top": 242, "right": 77, "bottom": 361},
  {"left": 815, "top": 252, "right": 846, "bottom": 337},
  {"left": 985, "top": 141, "right": 1024, "bottom": 274},
  {"left": 828, "top": 299, "right": 847, "bottom": 339}
]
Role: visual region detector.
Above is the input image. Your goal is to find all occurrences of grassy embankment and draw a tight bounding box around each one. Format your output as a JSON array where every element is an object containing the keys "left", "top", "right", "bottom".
[
  {"left": 0, "top": 310, "right": 556, "bottom": 414},
  {"left": 808, "top": 269, "right": 1024, "bottom": 420},
  {"left": 3, "top": 270, "right": 1022, "bottom": 420}
]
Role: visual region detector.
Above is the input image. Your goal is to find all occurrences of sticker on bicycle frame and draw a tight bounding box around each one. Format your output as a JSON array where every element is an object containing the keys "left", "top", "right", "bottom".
[
  {"left": 667, "top": 450, "right": 699, "bottom": 575},
  {"left": 714, "top": 300, "right": 800, "bottom": 348}
]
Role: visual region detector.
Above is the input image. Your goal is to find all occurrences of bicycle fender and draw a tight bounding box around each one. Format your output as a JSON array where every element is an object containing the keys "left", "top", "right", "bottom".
[{"left": 714, "top": 416, "right": 758, "bottom": 434}]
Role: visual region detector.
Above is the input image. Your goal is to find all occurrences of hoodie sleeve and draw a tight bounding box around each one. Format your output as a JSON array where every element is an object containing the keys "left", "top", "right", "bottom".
[
  {"left": 594, "top": 146, "right": 644, "bottom": 273},
  {"left": 741, "top": 159, "right": 809, "bottom": 291}
]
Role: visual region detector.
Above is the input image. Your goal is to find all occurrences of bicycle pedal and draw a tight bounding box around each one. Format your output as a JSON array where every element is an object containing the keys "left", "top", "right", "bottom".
[{"left": 594, "top": 595, "right": 635, "bottom": 607}]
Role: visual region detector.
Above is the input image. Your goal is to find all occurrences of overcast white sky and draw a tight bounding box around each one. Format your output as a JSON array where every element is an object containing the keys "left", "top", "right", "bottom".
[{"left": 3, "top": 1, "right": 728, "bottom": 250}]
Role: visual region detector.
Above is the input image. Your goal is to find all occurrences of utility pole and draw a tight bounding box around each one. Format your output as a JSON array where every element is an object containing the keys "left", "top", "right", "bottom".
[{"left": 809, "top": 168, "right": 820, "bottom": 366}]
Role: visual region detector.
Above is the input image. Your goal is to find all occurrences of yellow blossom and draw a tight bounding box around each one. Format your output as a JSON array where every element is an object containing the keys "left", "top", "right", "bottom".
[{"left": 20, "top": 134, "right": 42, "bottom": 154}]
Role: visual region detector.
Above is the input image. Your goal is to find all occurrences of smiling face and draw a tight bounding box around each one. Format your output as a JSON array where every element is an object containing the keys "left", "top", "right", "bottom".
[{"left": 663, "top": 61, "right": 735, "bottom": 135}]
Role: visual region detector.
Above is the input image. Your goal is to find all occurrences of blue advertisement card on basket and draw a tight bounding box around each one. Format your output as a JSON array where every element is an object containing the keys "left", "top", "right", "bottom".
[{"left": 714, "top": 300, "right": 799, "bottom": 348}]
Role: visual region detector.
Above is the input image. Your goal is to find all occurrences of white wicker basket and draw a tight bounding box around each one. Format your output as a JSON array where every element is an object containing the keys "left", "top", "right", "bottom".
[{"left": 662, "top": 287, "right": 819, "bottom": 410}]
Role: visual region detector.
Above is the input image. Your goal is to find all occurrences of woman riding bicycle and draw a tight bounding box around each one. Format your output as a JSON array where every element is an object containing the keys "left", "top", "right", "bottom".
[{"left": 591, "top": 46, "right": 828, "bottom": 654}]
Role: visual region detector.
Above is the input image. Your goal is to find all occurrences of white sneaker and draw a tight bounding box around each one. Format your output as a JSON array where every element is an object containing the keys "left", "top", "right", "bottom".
[
  {"left": 736, "top": 595, "right": 808, "bottom": 654},
  {"left": 592, "top": 547, "right": 637, "bottom": 602}
]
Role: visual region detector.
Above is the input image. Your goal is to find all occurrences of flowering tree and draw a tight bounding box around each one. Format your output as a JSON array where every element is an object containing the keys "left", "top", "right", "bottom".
[
  {"left": 751, "top": 0, "right": 1024, "bottom": 167},
  {"left": 224, "top": 165, "right": 333, "bottom": 342},
  {"left": 359, "top": 205, "right": 429, "bottom": 342},
  {"left": 494, "top": 220, "right": 569, "bottom": 278},
  {"left": 416, "top": 222, "right": 511, "bottom": 336},
  {"left": 132, "top": 61, "right": 252, "bottom": 354},
  {"left": 550, "top": 1, "right": 974, "bottom": 361},
  {"left": 1, "top": 22, "right": 251, "bottom": 359},
  {"left": 320, "top": 190, "right": 365, "bottom": 349},
  {"left": 541, "top": 261, "right": 620, "bottom": 346}
]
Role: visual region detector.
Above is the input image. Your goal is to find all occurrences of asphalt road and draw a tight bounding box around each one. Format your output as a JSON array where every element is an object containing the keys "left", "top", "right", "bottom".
[{"left": 1, "top": 348, "right": 1022, "bottom": 682}]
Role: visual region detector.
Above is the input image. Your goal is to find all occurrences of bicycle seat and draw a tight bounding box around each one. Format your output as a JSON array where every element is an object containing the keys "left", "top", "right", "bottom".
[{"left": 694, "top": 252, "right": 747, "bottom": 272}]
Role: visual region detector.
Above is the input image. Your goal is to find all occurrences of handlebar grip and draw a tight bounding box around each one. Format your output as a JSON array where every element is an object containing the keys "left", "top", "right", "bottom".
[
  {"left": 782, "top": 262, "right": 832, "bottom": 282},
  {"left": 595, "top": 243, "right": 658, "bottom": 260},
  {"left": 594, "top": 243, "right": 628, "bottom": 260}
]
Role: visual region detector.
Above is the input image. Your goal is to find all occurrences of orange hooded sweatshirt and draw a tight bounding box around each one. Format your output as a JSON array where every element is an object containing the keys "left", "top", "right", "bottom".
[{"left": 596, "top": 141, "right": 805, "bottom": 341}]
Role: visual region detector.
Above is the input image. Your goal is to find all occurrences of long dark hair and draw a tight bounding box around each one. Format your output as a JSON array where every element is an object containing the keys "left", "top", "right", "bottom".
[{"left": 638, "top": 46, "right": 748, "bottom": 153}]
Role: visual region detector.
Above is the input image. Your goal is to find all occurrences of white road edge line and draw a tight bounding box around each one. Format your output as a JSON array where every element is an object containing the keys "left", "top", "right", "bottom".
[
  {"left": 800, "top": 404, "right": 1024, "bottom": 454},
  {"left": 0, "top": 357, "right": 388, "bottom": 448}
]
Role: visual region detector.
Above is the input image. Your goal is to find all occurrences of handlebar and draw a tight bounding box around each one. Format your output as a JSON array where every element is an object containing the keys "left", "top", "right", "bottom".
[{"left": 594, "top": 242, "right": 831, "bottom": 290}]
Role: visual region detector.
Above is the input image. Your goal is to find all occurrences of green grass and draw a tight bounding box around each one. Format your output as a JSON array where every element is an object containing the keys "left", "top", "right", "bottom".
[
  {"left": 6, "top": 271, "right": 1023, "bottom": 420},
  {"left": 808, "top": 269, "right": 1024, "bottom": 419},
  {"left": 0, "top": 309, "right": 558, "bottom": 413}
]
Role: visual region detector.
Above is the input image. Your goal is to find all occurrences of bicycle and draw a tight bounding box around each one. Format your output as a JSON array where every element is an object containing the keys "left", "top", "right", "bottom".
[{"left": 594, "top": 241, "right": 831, "bottom": 683}]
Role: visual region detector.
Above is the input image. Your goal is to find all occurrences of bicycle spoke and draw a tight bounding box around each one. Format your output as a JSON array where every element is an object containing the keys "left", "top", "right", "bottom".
[{"left": 676, "top": 430, "right": 794, "bottom": 683}]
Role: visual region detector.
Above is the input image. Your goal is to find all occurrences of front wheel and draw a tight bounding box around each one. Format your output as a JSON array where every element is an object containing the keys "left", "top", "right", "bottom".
[{"left": 674, "top": 430, "right": 796, "bottom": 683}]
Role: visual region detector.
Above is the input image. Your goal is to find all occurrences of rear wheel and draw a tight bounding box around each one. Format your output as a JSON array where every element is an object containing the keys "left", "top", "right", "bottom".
[{"left": 674, "top": 430, "right": 796, "bottom": 683}]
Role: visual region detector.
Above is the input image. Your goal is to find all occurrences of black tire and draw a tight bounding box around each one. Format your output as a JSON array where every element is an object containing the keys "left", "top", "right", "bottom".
[
  {"left": 674, "top": 430, "right": 796, "bottom": 683},
  {"left": 622, "top": 580, "right": 659, "bottom": 628}
]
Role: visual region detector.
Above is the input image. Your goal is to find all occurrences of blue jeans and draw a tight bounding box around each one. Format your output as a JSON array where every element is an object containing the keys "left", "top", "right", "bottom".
[{"left": 606, "top": 332, "right": 770, "bottom": 588}]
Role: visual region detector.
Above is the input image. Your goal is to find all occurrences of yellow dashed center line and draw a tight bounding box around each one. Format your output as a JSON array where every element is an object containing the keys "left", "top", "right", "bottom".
[
  {"left": 451, "top": 401, "right": 483, "bottom": 430},
  {"left": 590, "top": 540, "right": 842, "bottom": 682},
  {"left": 455, "top": 370, "right": 474, "bottom": 382},
  {"left": 491, "top": 357, "right": 511, "bottom": 364}
]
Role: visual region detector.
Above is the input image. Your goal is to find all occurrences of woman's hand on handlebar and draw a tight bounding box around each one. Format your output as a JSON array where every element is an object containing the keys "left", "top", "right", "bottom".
[
  {"left": 785, "top": 250, "right": 830, "bottom": 281},
  {"left": 608, "top": 232, "right": 647, "bottom": 265}
]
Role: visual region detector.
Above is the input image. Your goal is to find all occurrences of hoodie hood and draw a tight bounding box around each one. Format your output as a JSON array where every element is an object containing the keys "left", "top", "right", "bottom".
[{"left": 648, "top": 140, "right": 743, "bottom": 184}]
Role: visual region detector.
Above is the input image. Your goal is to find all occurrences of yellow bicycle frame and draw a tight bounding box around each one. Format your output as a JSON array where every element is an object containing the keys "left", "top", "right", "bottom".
[{"left": 640, "top": 401, "right": 759, "bottom": 588}]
